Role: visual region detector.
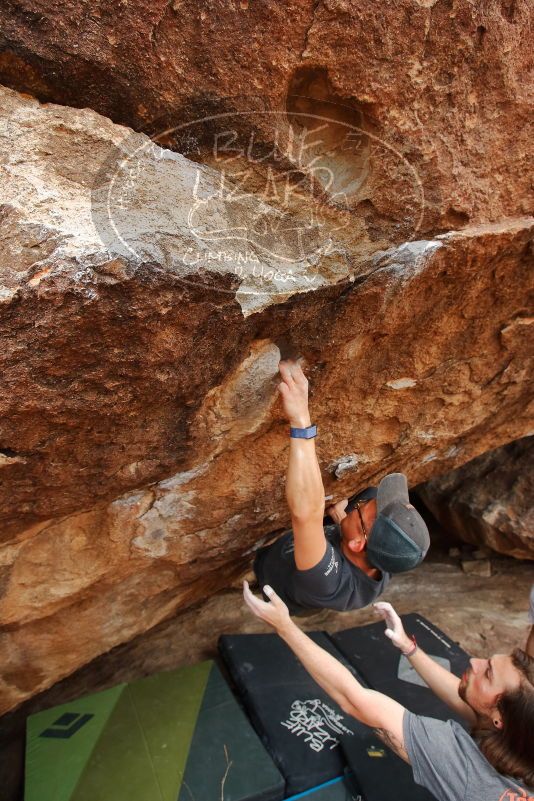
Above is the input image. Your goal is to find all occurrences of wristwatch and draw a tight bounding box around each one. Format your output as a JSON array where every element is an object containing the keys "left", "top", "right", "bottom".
[{"left": 289, "top": 424, "right": 317, "bottom": 439}]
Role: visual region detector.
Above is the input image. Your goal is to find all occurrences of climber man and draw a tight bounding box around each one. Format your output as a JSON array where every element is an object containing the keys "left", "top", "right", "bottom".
[
  {"left": 243, "top": 586, "right": 534, "bottom": 800},
  {"left": 252, "top": 359, "right": 430, "bottom": 614}
]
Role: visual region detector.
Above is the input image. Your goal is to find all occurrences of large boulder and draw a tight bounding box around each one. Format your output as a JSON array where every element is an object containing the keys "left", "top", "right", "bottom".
[
  {"left": 419, "top": 436, "right": 534, "bottom": 559},
  {"left": 0, "top": 85, "right": 532, "bottom": 713},
  {"left": 0, "top": 0, "right": 532, "bottom": 236}
]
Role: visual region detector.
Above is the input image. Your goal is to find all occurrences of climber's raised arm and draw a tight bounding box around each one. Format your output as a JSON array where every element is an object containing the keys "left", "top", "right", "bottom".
[{"left": 278, "top": 360, "right": 326, "bottom": 570}]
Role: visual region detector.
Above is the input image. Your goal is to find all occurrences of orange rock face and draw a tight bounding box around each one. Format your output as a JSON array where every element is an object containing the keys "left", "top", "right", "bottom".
[{"left": 0, "top": 0, "right": 533, "bottom": 714}]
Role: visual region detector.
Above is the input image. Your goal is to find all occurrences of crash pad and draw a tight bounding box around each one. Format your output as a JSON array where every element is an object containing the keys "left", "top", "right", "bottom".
[
  {"left": 25, "top": 660, "right": 285, "bottom": 801},
  {"left": 285, "top": 775, "right": 358, "bottom": 799},
  {"left": 341, "top": 731, "right": 437, "bottom": 800},
  {"left": 218, "top": 632, "right": 369, "bottom": 796}
]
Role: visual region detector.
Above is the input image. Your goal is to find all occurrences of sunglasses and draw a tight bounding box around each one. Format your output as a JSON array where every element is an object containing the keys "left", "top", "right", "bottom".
[{"left": 347, "top": 497, "right": 373, "bottom": 542}]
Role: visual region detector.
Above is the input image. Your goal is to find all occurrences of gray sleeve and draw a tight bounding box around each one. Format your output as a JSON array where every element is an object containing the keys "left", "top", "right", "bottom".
[
  {"left": 403, "top": 711, "right": 469, "bottom": 801},
  {"left": 529, "top": 585, "right": 534, "bottom": 624},
  {"left": 290, "top": 542, "right": 343, "bottom": 605}
]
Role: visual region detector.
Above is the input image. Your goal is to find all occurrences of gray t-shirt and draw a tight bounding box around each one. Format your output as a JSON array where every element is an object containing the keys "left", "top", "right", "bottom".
[
  {"left": 253, "top": 524, "right": 390, "bottom": 615},
  {"left": 403, "top": 710, "right": 533, "bottom": 801}
]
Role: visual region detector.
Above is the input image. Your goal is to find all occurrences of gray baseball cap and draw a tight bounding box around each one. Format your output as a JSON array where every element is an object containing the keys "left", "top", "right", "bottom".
[{"left": 366, "top": 473, "right": 430, "bottom": 574}]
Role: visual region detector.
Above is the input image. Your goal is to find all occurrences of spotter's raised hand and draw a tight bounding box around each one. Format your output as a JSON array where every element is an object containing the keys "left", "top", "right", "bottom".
[{"left": 243, "top": 580, "right": 291, "bottom": 632}]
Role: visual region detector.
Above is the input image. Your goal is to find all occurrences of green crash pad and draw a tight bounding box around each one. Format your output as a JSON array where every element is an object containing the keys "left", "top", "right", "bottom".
[{"left": 25, "top": 661, "right": 285, "bottom": 801}]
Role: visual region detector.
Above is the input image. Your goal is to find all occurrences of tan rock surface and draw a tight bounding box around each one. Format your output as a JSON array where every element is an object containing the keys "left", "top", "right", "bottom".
[
  {"left": 0, "top": 85, "right": 532, "bottom": 713},
  {"left": 419, "top": 436, "right": 534, "bottom": 559}
]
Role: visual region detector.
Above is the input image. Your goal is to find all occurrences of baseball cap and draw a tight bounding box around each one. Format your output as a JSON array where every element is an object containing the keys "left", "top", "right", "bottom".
[{"left": 350, "top": 473, "right": 429, "bottom": 574}]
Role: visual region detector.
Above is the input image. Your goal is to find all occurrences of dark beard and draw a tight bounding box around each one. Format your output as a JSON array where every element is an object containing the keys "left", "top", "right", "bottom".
[{"left": 458, "top": 669, "right": 470, "bottom": 703}]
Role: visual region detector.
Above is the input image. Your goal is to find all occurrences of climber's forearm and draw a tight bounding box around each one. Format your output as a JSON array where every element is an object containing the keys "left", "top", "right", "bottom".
[{"left": 286, "top": 436, "right": 325, "bottom": 521}]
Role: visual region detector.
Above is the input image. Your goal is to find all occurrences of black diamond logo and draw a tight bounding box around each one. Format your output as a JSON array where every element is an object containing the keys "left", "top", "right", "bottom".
[{"left": 39, "top": 712, "right": 94, "bottom": 739}]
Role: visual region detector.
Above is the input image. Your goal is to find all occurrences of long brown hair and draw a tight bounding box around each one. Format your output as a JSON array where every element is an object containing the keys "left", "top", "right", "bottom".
[{"left": 472, "top": 649, "right": 534, "bottom": 787}]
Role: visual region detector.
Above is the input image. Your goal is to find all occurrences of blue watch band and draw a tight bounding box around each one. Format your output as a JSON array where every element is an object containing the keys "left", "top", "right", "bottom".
[{"left": 289, "top": 424, "right": 317, "bottom": 439}]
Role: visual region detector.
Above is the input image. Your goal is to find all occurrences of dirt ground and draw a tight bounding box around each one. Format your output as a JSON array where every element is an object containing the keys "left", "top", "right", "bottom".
[{"left": 1, "top": 526, "right": 532, "bottom": 801}]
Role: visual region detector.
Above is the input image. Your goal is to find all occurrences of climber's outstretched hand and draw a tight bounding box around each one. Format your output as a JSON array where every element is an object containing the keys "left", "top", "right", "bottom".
[
  {"left": 243, "top": 580, "right": 291, "bottom": 633},
  {"left": 278, "top": 360, "right": 311, "bottom": 428}
]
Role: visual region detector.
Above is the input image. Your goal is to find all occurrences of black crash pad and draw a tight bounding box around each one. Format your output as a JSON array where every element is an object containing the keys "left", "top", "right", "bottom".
[
  {"left": 177, "top": 661, "right": 286, "bottom": 801},
  {"left": 341, "top": 732, "right": 437, "bottom": 801},
  {"left": 285, "top": 775, "right": 358, "bottom": 800},
  {"left": 218, "top": 632, "right": 370, "bottom": 797},
  {"left": 330, "top": 614, "right": 470, "bottom": 724}
]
